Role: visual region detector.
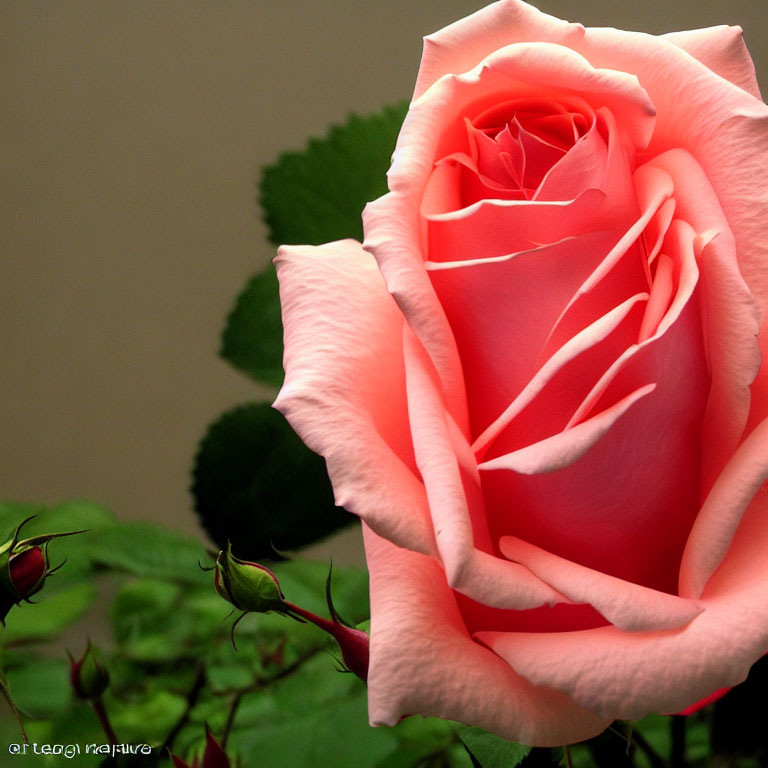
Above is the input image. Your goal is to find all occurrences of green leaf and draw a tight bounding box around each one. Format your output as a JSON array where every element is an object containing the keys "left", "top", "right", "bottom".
[
  {"left": 192, "top": 402, "right": 354, "bottom": 559},
  {"left": 23, "top": 500, "right": 114, "bottom": 535},
  {"left": 220, "top": 266, "right": 284, "bottom": 388},
  {"left": 376, "top": 717, "right": 458, "bottom": 768},
  {"left": 0, "top": 499, "right": 113, "bottom": 537},
  {"left": 1, "top": 582, "right": 98, "bottom": 643},
  {"left": 4, "top": 658, "right": 72, "bottom": 717},
  {"left": 230, "top": 664, "right": 396, "bottom": 768},
  {"left": 87, "top": 522, "right": 209, "bottom": 585},
  {"left": 110, "top": 578, "right": 223, "bottom": 662},
  {"left": 111, "top": 578, "right": 179, "bottom": 635},
  {"left": 453, "top": 725, "right": 531, "bottom": 768},
  {"left": 107, "top": 688, "right": 187, "bottom": 743},
  {"left": 260, "top": 102, "right": 408, "bottom": 247},
  {"left": 222, "top": 105, "right": 407, "bottom": 390}
]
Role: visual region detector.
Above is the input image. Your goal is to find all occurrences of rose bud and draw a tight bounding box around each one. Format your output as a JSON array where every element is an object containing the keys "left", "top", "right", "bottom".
[
  {"left": 213, "top": 548, "right": 369, "bottom": 680},
  {"left": 0, "top": 516, "right": 81, "bottom": 623},
  {"left": 170, "top": 726, "right": 230, "bottom": 768},
  {"left": 69, "top": 642, "right": 110, "bottom": 700},
  {"left": 213, "top": 546, "right": 288, "bottom": 615},
  {"left": 5, "top": 546, "right": 46, "bottom": 597},
  {"left": 0, "top": 546, "right": 48, "bottom": 623},
  {"left": 273, "top": 0, "right": 768, "bottom": 747}
]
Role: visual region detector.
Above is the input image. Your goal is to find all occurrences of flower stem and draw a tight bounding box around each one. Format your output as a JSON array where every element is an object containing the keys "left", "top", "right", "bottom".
[
  {"left": 0, "top": 675, "right": 27, "bottom": 744},
  {"left": 161, "top": 662, "right": 206, "bottom": 753},
  {"left": 221, "top": 690, "right": 244, "bottom": 749},
  {"left": 91, "top": 696, "right": 118, "bottom": 745}
]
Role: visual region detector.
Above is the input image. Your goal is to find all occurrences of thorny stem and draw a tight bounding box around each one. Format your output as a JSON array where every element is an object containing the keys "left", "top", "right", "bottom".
[
  {"left": 161, "top": 661, "right": 206, "bottom": 753},
  {"left": 0, "top": 675, "right": 28, "bottom": 744},
  {"left": 91, "top": 696, "right": 118, "bottom": 745},
  {"left": 221, "top": 647, "right": 321, "bottom": 748},
  {"left": 221, "top": 690, "right": 244, "bottom": 749}
]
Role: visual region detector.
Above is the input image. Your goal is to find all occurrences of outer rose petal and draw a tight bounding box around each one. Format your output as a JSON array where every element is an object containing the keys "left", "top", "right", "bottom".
[
  {"left": 273, "top": 240, "right": 436, "bottom": 556},
  {"left": 414, "top": 0, "right": 585, "bottom": 99},
  {"left": 363, "top": 525, "right": 610, "bottom": 747},
  {"left": 478, "top": 467, "right": 768, "bottom": 720},
  {"left": 662, "top": 26, "right": 762, "bottom": 100}
]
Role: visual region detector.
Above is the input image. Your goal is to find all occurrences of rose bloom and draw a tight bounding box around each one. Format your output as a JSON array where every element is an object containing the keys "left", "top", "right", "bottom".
[{"left": 273, "top": 0, "right": 768, "bottom": 746}]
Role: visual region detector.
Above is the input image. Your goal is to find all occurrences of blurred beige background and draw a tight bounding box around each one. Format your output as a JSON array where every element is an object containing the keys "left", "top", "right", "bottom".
[{"left": 2, "top": 1, "right": 765, "bottom": 547}]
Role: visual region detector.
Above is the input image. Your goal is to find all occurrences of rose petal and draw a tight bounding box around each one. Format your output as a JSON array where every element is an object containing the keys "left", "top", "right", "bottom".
[
  {"left": 411, "top": 0, "right": 768, "bottom": 429},
  {"left": 478, "top": 383, "right": 655, "bottom": 476},
  {"left": 534, "top": 110, "right": 608, "bottom": 201},
  {"left": 367, "top": 34, "right": 657, "bottom": 427},
  {"left": 429, "top": 232, "right": 641, "bottom": 440},
  {"left": 480, "top": 282, "right": 708, "bottom": 592},
  {"left": 473, "top": 292, "right": 648, "bottom": 457},
  {"left": 679, "top": 415, "right": 768, "bottom": 599},
  {"left": 542, "top": 162, "right": 673, "bottom": 356},
  {"left": 477, "top": 483, "right": 768, "bottom": 720},
  {"left": 363, "top": 194, "right": 469, "bottom": 433},
  {"left": 662, "top": 25, "right": 762, "bottom": 101},
  {"left": 572, "top": 25, "right": 768, "bottom": 367},
  {"left": 640, "top": 149, "right": 761, "bottom": 493},
  {"left": 273, "top": 240, "right": 436, "bottom": 556},
  {"left": 364, "top": 525, "right": 611, "bottom": 746},
  {"left": 414, "top": 0, "right": 585, "bottom": 100},
  {"left": 566, "top": 216, "right": 702, "bottom": 432},
  {"left": 499, "top": 535, "right": 703, "bottom": 632},
  {"left": 402, "top": 324, "right": 564, "bottom": 610}
]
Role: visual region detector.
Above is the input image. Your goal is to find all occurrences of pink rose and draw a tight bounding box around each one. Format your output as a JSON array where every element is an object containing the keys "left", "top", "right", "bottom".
[{"left": 273, "top": 0, "right": 768, "bottom": 746}]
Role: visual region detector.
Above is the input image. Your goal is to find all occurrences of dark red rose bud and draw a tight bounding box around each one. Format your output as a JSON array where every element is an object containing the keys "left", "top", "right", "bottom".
[
  {"left": 0, "top": 545, "right": 49, "bottom": 623},
  {"left": 69, "top": 643, "right": 110, "bottom": 700},
  {"left": 0, "top": 515, "right": 86, "bottom": 623},
  {"left": 9, "top": 547, "right": 46, "bottom": 597}
]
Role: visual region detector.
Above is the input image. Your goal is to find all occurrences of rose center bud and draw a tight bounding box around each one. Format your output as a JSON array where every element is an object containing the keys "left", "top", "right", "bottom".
[
  {"left": 423, "top": 94, "right": 714, "bottom": 629},
  {"left": 429, "top": 97, "right": 595, "bottom": 209}
]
